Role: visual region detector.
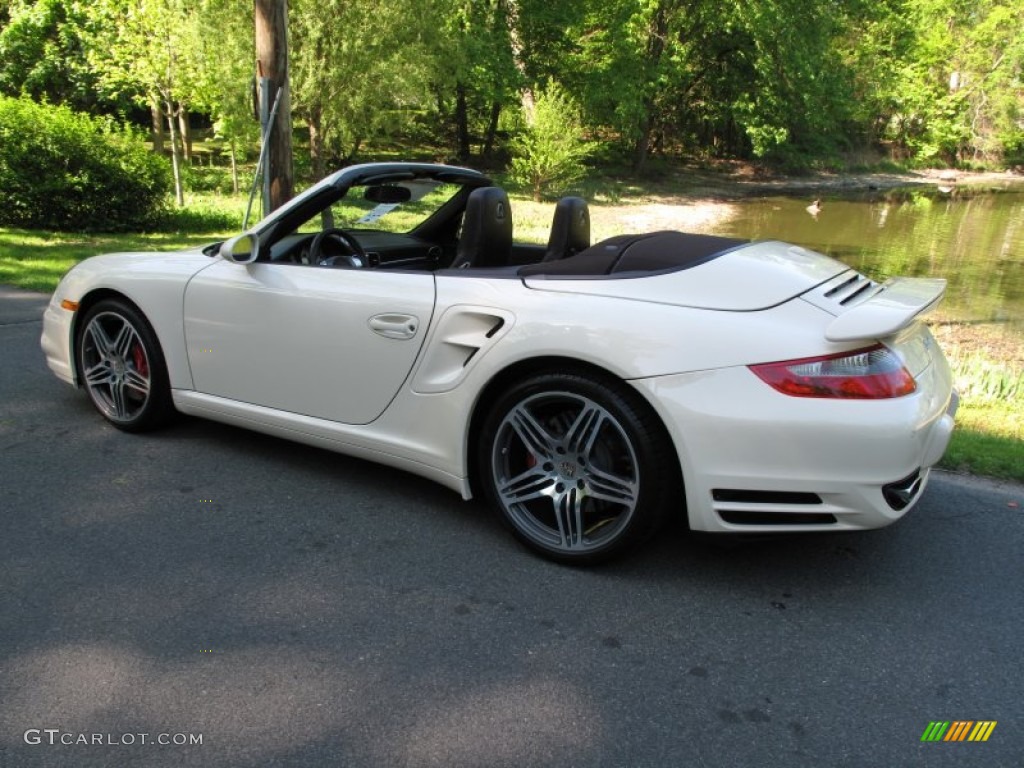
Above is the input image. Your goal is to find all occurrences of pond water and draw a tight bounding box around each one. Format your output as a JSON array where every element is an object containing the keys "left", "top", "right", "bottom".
[{"left": 716, "top": 187, "right": 1024, "bottom": 336}]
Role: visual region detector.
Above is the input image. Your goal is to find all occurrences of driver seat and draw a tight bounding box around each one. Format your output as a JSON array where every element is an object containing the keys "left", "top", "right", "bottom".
[
  {"left": 450, "top": 187, "right": 513, "bottom": 269},
  {"left": 542, "top": 196, "right": 590, "bottom": 261}
]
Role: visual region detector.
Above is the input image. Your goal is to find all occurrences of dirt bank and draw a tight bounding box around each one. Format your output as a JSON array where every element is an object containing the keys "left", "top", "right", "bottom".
[{"left": 663, "top": 164, "right": 1024, "bottom": 200}]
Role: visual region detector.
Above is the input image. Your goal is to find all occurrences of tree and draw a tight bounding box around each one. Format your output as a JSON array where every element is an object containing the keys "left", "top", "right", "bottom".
[
  {"left": 569, "top": 0, "right": 748, "bottom": 170},
  {"left": 431, "top": 0, "right": 521, "bottom": 162},
  {"left": 0, "top": 0, "right": 126, "bottom": 115},
  {"left": 190, "top": 0, "right": 258, "bottom": 194},
  {"left": 902, "top": 0, "right": 1024, "bottom": 164},
  {"left": 88, "top": 0, "right": 209, "bottom": 205},
  {"left": 510, "top": 82, "right": 593, "bottom": 200},
  {"left": 729, "top": 0, "right": 855, "bottom": 162},
  {"left": 291, "top": 0, "right": 438, "bottom": 177}
]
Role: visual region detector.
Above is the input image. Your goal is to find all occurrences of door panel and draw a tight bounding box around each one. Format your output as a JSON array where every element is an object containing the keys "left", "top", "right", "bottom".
[{"left": 184, "top": 262, "right": 435, "bottom": 424}]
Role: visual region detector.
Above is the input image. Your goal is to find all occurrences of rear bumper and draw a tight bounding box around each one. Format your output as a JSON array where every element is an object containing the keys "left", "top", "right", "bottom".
[{"left": 631, "top": 350, "right": 957, "bottom": 534}]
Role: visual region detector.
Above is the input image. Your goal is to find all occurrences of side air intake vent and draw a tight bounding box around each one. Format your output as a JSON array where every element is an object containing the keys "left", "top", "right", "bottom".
[
  {"left": 712, "top": 488, "right": 837, "bottom": 527},
  {"left": 412, "top": 308, "right": 513, "bottom": 393},
  {"left": 712, "top": 489, "right": 822, "bottom": 505},
  {"left": 719, "top": 511, "right": 838, "bottom": 526}
]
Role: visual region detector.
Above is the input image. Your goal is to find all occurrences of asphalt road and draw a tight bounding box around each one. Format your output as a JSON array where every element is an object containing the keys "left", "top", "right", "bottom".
[{"left": 1, "top": 285, "right": 1022, "bottom": 767}]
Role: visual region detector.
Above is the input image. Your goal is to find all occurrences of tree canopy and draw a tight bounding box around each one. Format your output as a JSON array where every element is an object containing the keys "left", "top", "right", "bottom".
[{"left": 0, "top": 0, "right": 1020, "bottom": 175}]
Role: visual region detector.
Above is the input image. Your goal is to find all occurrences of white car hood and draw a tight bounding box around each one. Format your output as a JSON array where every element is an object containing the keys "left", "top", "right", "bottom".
[{"left": 522, "top": 241, "right": 848, "bottom": 311}]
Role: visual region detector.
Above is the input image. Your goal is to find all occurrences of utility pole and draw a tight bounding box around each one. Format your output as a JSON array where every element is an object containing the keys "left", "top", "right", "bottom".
[{"left": 254, "top": 0, "right": 293, "bottom": 215}]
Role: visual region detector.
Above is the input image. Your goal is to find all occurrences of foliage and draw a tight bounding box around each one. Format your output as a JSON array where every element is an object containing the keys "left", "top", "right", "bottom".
[
  {"left": 290, "top": 0, "right": 440, "bottom": 176},
  {"left": 845, "top": 0, "right": 1024, "bottom": 166},
  {"left": 0, "top": 0, "right": 129, "bottom": 114},
  {"left": 509, "top": 82, "right": 594, "bottom": 200},
  {"left": 435, "top": 0, "right": 522, "bottom": 162},
  {"left": 0, "top": 96, "right": 169, "bottom": 231},
  {"left": 950, "top": 354, "right": 1024, "bottom": 403},
  {"left": 189, "top": 0, "right": 258, "bottom": 188},
  {"left": 1, "top": 0, "right": 1022, "bottom": 178}
]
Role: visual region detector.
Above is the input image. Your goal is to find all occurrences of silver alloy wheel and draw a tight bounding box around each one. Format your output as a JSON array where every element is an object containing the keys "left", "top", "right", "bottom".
[
  {"left": 80, "top": 310, "right": 153, "bottom": 423},
  {"left": 490, "top": 391, "right": 640, "bottom": 553}
]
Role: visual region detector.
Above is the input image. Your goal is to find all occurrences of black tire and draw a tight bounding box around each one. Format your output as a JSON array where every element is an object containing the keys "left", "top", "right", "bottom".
[
  {"left": 478, "top": 371, "right": 679, "bottom": 565},
  {"left": 75, "top": 298, "right": 175, "bottom": 432}
]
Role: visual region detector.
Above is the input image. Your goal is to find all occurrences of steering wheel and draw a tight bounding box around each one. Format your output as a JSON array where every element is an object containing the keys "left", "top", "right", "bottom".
[{"left": 307, "top": 228, "right": 368, "bottom": 267}]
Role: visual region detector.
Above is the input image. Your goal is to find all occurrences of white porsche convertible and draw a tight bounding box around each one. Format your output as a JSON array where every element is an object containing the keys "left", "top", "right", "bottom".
[{"left": 41, "top": 162, "right": 958, "bottom": 563}]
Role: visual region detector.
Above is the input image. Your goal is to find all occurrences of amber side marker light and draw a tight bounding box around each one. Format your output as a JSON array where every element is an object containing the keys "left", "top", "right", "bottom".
[
  {"left": 60, "top": 299, "right": 79, "bottom": 311},
  {"left": 749, "top": 344, "right": 916, "bottom": 399}
]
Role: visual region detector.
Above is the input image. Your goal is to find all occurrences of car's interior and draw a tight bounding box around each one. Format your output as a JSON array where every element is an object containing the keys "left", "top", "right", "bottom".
[{"left": 235, "top": 170, "right": 746, "bottom": 279}]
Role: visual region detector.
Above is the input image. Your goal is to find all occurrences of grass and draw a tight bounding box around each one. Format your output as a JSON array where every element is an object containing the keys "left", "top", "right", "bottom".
[
  {"left": 0, "top": 192, "right": 244, "bottom": 291},
  {"left": 930, "top": 322, "right": 1024, "bottom": 483},
  {"left": 942, "top": 404, "right": 1023, "bottom": 480},
  {"left": 1, "top": 179, "right": 1021, "bottom": 484}
]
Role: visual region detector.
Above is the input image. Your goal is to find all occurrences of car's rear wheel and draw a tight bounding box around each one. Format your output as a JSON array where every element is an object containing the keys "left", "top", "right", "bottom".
[
  {"left": 76, "top": 299, "right": 174, "bottom": 432},
  {"left": 479, "top": 372, "right": 678, "bottom": 564}
]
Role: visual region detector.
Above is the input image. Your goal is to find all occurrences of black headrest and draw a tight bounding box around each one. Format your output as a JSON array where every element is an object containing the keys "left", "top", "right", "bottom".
[
  {"left": 451, "top": 186, "right": 512, "bottom": 269},
  {"left": 542, "top": 197, "right": 590, "bottom": 261}
]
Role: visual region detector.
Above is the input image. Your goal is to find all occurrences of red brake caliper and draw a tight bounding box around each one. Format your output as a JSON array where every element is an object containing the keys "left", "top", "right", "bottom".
[{"left": 132, "top": 343, "right": 149, "bottom": 376}]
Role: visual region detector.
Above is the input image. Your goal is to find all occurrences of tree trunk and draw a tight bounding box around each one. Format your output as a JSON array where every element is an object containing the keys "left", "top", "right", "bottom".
[
  {"left": 346, "top": 137, "right": 362, "bottom": 165},
  {"left": 503, "top": 0, "right": 534, "bottom": 119},
  {"left": 482, "top": 101, "right": 501, "bottom": 159},
  {"left": 150, "top": 101, "right": 165, "bottom": 154},
  {"left": 631, "top": 2, "right": 672, "bottom": 174},
  {"left": 164, "top": 99, "right": 184, "bottom": 207},
  {"left": 178, "top": 109, "right": 193, "bottom": 163},
  {"left": 455, "top": 83, "right": 471, "bottom": 161},
  {"left": 632, "top": 109, "right": 654, "bottom": 173},
  {"left": 255, "top": 0, "right": 294, "bottom": 213},
  {"left": 229, "top": 142, "right": 240, "bottom": 194},
  {"left": 307, "top": 105, "right": 325, "bottom": 180}
]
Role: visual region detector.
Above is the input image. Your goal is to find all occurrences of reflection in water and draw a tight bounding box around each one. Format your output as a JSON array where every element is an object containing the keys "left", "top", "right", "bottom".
[{"left": 718, "top": 189, "right": 1024, "bottom": 336}]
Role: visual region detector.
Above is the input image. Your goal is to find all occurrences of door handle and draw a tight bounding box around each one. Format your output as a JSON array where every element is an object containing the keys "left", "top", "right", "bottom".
[{"left": 368, "top": 313, "right": 419, "bottom": 340}]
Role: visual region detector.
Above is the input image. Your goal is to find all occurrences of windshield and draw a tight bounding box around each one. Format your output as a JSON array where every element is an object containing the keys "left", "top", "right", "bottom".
[{"left": 296, "top": 180, "right": 463, "bottom": 235}]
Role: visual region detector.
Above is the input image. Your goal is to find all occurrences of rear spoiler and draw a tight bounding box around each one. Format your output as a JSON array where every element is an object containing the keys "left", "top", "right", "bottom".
[{"left": 825, "top": 277, "right": 946, "bottom": 342}]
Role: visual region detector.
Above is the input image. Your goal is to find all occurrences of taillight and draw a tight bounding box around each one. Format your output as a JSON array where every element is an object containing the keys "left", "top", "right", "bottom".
[{"left": 749, "top": 344, "right": 916, "bottom": 399}]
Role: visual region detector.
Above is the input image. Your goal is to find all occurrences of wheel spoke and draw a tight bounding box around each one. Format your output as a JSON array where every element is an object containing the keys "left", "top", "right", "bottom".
[
  {"left": 586, "top": 465, "right": 638, "bottom": 506},
  {"left": 554, "top": 487, "right": 585, "bottom": 549},
  {"left": 564, "top": 404, "right": 605, "bottom": 457},
  {"left": 111, "top": 379, "right": 130, "bottom": 419},
  {"left": 497, "top": 468, "right": 554, "bottom": 504},
  {"left": 123, "top": 368, "right": 150, "bottom": 396},
  {"left": 83, "top": 360, "right": 113, "bottom": 387},
  {"left": 85, "top": 320, "right": 115, "bottom": 357},
  {"left": 112, "top": 322, "right": 137, "bottom": 360},
  {"left": 508, "top": 405, "right": 557, "bottom": 459}
]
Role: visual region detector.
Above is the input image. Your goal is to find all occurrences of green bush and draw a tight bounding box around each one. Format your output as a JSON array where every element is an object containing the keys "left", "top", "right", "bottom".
[
  {"left": 510, "top": 83, "right": 594, "bottom": 202},
  {"left": 0, "top": 96, "right": 170, "bottom": 231}
]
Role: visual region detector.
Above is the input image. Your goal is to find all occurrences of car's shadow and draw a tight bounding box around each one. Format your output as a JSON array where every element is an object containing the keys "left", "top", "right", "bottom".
[{"left": 162, "top": 411, "right": 926, "bottom": 594}]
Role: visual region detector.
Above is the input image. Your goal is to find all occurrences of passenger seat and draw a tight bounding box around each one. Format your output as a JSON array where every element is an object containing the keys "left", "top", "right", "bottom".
[{"left": 542, "top": 197, "right": 590, "bottom": 261}]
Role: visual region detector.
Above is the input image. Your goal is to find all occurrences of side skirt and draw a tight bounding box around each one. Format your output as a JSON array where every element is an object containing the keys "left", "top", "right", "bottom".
[{"left": 172, "top": 390, "right": 472, "bottom": 499}]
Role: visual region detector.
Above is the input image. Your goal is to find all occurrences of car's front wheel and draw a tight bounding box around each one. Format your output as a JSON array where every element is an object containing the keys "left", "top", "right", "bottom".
[
  {"left": 76, "top": 299, "right": 174, "bottom": 432},
  {"left": 479, "top": 372, "right": 679, "bottom": 564}
]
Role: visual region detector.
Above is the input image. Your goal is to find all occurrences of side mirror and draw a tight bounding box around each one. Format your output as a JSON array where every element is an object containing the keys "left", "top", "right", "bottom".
[{"left": 219, "top": 233, "right": 260, "bottom": 264}]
